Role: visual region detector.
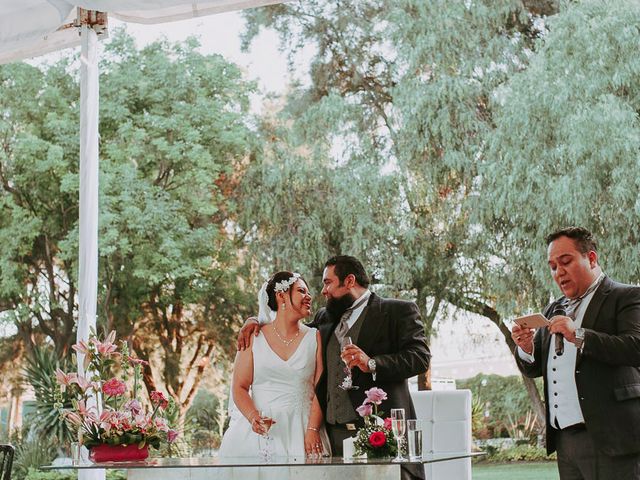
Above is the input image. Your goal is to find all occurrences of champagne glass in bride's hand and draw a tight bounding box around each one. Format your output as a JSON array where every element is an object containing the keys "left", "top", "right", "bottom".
[
  {"left": 339, "top": 337, "right": 359, "bottom": 391},
  {"left": 391, "top": 408, "right": 407, "bottom": 462},
  {"left": 258, "top": 408, "right": 275, "bottom": 461}
]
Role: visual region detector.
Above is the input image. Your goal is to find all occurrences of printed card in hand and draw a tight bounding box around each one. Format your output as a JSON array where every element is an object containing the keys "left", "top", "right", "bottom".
[{"left": 513, "top": 313, "right": 549, "bottom": 329}]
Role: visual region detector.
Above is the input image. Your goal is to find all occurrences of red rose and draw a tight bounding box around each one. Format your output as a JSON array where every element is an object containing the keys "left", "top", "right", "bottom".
[{"left": 368, "top": 430, "right": 387, "bottom": 448}]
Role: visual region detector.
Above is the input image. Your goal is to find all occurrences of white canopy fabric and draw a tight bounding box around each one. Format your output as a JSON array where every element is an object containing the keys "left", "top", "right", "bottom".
[{"left": 0, "top": 0, "right": 285, "bottom": 64}]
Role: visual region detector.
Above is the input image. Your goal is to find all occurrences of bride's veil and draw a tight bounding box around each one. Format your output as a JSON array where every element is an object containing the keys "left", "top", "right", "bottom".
[{"left": 226, "top": 280, "right": 275, "bottom": 423}]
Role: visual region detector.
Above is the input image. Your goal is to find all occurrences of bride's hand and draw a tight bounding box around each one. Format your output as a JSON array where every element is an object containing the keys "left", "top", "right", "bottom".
[
  {"left": 237, "top": 317, "right": 260, "bottom": 351},
  {"left": 304, "top": 428, "right": 323, "bottom": 456},
  {"left": 249, "top": 413, "right": 275, "bottom": 435}
]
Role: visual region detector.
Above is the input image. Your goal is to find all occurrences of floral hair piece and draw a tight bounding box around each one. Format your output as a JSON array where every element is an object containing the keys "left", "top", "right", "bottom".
[
  {"left": 257, "top": 272, "right": 302, "bottom": 323},
  {"left": 274, "top": 273, "right": 301, "bottom": 292}
]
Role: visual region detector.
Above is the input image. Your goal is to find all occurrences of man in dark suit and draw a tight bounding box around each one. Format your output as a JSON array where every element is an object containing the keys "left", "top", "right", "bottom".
[
  {"left": 239, "top": 255, "right": 430, "bottom": 480},
  {"left": 512, "top": 227, "right": 640, "bottom": 479}
]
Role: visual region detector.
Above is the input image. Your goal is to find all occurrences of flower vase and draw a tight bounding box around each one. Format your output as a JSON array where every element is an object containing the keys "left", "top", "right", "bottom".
[{"left": 89, "top": 444, "right": 149, "bottom": 462}]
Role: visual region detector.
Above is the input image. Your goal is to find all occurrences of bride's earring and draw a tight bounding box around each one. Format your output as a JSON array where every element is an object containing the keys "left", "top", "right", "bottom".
[{"left": 281, "top": 302, "right": 286, "bottom": 310}]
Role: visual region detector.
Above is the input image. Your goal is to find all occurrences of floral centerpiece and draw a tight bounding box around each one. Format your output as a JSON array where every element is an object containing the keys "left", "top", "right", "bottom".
[
  {"left": 353, "top": 387, "right": 400, "bottom": 458},
  {"left": 56, "top": 331, "right": 178, "bottom": 462}
]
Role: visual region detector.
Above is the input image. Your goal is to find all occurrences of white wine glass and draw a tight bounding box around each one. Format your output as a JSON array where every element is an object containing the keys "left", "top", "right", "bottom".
[
  {"left": 391, "top": 408, "right": 407, "bottom": 462},
  {"left": 338, "top": 336, "right": 359, "bottom": 390}
]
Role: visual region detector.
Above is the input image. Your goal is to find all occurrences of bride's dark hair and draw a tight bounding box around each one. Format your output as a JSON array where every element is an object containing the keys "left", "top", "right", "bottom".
[{"left": 266, "top": 271, "right": 307, "bottom": 311}]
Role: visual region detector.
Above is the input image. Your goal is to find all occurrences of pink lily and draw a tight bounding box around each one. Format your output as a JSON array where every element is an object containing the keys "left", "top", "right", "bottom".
[
  {"left": 70, "top": 374, "right": 93, "bottom": 393},
  {"left": 91, "top": 331, "right": 118, "bottom": 356},
  {"left": 55, "top": 369, "right": 77, "bottom": 392},
  {"left": 72, "top": 340, "right": 91, "bottom": 356}
]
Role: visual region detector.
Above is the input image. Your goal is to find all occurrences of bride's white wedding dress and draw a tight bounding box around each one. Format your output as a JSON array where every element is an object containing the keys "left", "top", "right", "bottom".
[{"left": 218, "top": 326, "right": 330, "bottom": 458}]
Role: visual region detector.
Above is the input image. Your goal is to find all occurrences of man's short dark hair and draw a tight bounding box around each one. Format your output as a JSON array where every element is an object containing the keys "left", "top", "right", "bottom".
[
  {"left": 545, "top": 226, "right": 597, "bottom": 254},
  {"left": 324, "top": 255, "right": 370, "bottom": 288}
]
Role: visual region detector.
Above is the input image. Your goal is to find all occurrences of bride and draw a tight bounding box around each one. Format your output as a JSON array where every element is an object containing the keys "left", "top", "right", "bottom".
[{"left": 218, "top": 271, "right": 330, "bottom": 457}]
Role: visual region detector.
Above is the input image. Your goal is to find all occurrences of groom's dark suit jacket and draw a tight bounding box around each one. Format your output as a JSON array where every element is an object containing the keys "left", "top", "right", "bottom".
[
  {"left": 311, "top": 293, "right": 430, "bottom": 477},
  {"left": 516, "top": 277, "right": 640, "bottom": 456}
]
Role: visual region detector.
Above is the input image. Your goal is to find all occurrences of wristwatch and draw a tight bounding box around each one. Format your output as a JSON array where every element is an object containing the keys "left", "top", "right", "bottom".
[
  {"left": 574, "top": 328, "right": 586, "bottom": 350},
  {"left": 368, "top": 358, "right": 377, "bottom": 381}
]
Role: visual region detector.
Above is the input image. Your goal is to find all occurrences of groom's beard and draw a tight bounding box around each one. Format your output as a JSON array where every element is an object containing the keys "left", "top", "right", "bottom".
[{"left": 325, "top": 292, "right": 357, "bottom": 322}]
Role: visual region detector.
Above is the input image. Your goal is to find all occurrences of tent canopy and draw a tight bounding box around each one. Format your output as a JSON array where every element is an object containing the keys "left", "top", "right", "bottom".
[{"left": 0, "top": 0, "right": 284, "bottom": 64}]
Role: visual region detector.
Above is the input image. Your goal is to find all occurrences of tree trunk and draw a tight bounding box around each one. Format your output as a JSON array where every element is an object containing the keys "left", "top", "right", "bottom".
[
  {"left": 498, "top": 321, "right": 546, "bottom": 428},
  {"left": 416, "top": 286, "right": 439, "bottom": 391},
  {"left": 447, "top": 296, "right": 547, "bottom": 428},
  {"left": 417, "top": 370, "right": 431, "bottom": 391},
  {"left": 522, "top": 374, "right": 546, "bottom": 434}
]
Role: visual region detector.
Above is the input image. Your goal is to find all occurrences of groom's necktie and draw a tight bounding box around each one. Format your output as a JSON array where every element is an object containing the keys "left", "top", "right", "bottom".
[
  {"left": 334, "top": 294, "right": 369, "bottom": 344},
  {"left": 561, "top": 273, "right": 605, "bottom": 320}
]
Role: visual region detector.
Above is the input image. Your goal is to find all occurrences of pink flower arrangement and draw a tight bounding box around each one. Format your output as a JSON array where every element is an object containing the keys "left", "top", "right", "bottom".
[
  {"left": 56, "top": 331, "right": 179, "bottom": 451},
  {"left": 353, "top": 387, "right": 399, "bottom": 458}
]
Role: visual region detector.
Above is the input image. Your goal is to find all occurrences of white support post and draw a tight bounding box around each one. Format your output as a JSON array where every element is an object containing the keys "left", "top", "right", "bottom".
[{"left": 78, "top": 22, "right": 104, "bottom": 480}]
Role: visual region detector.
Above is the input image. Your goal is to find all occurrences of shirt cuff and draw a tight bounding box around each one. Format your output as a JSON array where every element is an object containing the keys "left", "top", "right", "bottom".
[{"left": 517, "top": 346, "right": 535, "bottom": 363}]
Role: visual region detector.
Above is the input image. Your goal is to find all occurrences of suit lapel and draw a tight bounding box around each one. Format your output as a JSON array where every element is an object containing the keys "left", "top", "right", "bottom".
[
  {"left": 350, "top": 294, "right": 383, "bottom": 385},
  {"left": 353, "top": 293, "right": 382, "bottom": 355},
  {"left": 581, "top": 276, "right": 612, "bottom": 330}
]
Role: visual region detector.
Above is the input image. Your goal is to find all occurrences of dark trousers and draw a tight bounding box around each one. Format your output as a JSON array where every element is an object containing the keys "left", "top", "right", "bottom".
[
  {"left": 326, "top": 423, "right": 424, "bottom": 480},
  {"left": 556, "top": 426, "right": 640, "bottom": 480}
]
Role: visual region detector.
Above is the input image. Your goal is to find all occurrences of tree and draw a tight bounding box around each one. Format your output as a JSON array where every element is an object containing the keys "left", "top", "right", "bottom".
[
  {"left": 482, "top": 0, "right": 640, "bottom": 304},
  {"left": 240, "top": 0, "right": 549, "bottom": 416},
  {"left": 0, "top": 30, "right": 256, "bottom": 422}
]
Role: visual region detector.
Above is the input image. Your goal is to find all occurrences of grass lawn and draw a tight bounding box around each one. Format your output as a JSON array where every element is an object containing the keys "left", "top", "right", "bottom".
[{"left": 473, "top": 462, "right": 559, "bottom": 480}]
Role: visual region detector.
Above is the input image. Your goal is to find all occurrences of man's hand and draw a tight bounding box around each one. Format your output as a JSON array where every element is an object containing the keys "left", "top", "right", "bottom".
[
  {"left": 237, "top": 317, "right": 260, "bottom": 351},
  {"left": 549, "top": 315, "right": 577, "bottom": 343},
  {"left": 511, "top": 324, "right": 535, "bottom": 355},
  {"left": 341, "top": 344, "right": 371, "bottom": 372}
]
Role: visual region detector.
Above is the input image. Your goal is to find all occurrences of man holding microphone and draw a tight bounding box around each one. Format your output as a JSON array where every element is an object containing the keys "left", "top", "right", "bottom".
[{"left": 512, "top": 226, "right": 640, "bottom": 479}]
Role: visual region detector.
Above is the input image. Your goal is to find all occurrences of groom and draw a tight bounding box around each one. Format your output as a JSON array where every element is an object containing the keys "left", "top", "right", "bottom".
[{"left": 239, "top": 255, "right": 431, "bottom": 480}]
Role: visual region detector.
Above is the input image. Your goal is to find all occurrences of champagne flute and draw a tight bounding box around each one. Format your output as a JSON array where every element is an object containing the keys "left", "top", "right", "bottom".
[
  {"left": 258, "top": 407, "right": 275, "bottom": 461},
  {"left": 339, "top": 336, "right": 359, "bottom": 390},
  {"left": 391, "top": 408, "right": 407, "bottom": 462}
]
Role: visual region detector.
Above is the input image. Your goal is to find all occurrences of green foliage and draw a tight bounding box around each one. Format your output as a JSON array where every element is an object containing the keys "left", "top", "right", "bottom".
[
  {"left": 487, "top": 444, "right": 556, "bottom": 463},
  {"left": 458, "top": 374, "right": 544, "bottom": 438},
  {"left": 23, "top": 347, "right": 74, "bottom": 443},
  {"left": 471, "top": 395, "right": 485, "bottom": 438},
  {"left": 240, "top": 0, "right": 545, "bottom": 330},
  {"left": 12, "top": 437, "right": 58, "bottom": 480},
  {"left": 0, "top": 28, "right": 256, "bottom": 420},
  {"left": 185, "top": 389, "right": 223, "bottom": 451},
  {"left": 482, "top": 0, "right": 640, "bottom": 311}
]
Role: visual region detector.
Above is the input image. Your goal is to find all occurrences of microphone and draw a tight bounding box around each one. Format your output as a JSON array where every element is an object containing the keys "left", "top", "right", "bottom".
[{"left": 551, "top": 303, "right": 567, "bottom": 356}]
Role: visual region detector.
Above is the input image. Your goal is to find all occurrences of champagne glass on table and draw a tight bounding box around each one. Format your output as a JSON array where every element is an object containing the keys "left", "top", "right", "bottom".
[
  {"left": 391, "top": 408, "right": 407, "bottom": 462},
  {"left": 338, "top": 336, "right": 359, "bottom": 390}
]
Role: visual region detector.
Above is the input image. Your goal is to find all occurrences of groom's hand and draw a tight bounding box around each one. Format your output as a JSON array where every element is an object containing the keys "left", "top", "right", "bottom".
[
  {"left": 237, "top": 317, "right": 260, "bottom": 351},
  {"left": 341, "top": 344, "right": 371, "bottom": 372}
]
